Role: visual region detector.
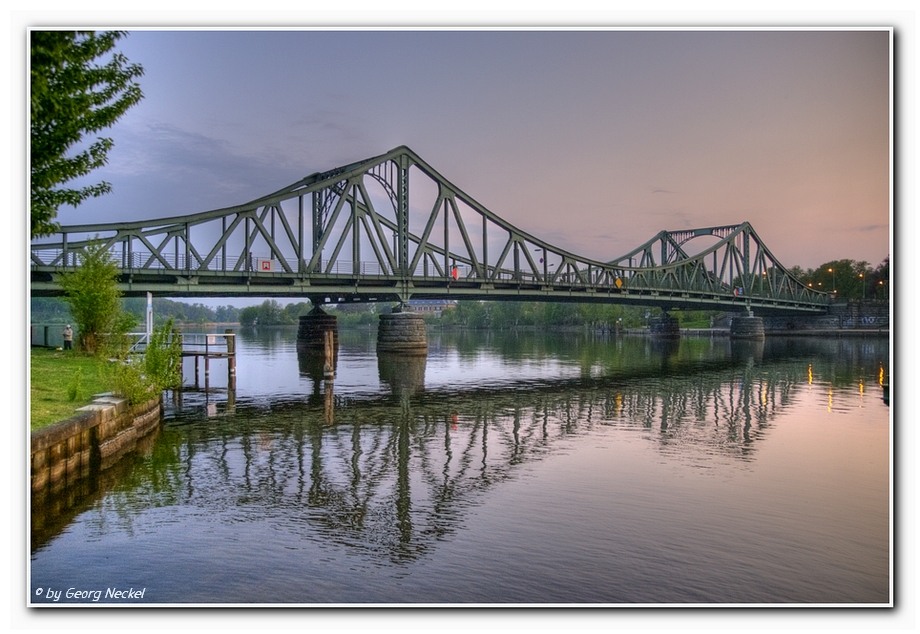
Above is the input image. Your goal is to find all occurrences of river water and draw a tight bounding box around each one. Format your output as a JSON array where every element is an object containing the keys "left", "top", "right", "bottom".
[{"left": 29, "top": 327, "right": 891, "bottom": 606}]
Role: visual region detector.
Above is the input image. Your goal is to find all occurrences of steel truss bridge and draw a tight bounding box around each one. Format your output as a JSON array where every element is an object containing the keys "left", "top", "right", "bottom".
[{"left": 30, "top": 146, "right": 828, "bottom": 315}]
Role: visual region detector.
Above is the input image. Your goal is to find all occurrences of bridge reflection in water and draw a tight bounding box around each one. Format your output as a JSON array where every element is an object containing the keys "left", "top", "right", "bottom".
[{"left": 31, "top": 333, "right": 888, "bottom": 561}]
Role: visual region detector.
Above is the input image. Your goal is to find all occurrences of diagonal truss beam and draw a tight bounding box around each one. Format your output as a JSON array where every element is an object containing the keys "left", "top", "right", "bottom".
[{"left": 30, "top": 146, "right": 829, "bottom": 312}]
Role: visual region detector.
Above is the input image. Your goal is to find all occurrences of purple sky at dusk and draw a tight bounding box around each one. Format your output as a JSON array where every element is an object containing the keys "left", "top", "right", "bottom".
[{"left": 45, "top": 28, "right": 891, "bottom": 273}]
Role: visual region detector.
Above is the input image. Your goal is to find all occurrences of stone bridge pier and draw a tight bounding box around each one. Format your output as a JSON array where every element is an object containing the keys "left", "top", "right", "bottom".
[
  {"left": 377, "top": 304, "right": 428, "bottom": 355},
  {"left": 730, "top": 312, "right": 765, "bottom": 340},
  {"left": 297, "top": 305, "right": 339, "bottom": 387},
  {"left": 297, "top": 302, "right": 429, "bottom": 366}
]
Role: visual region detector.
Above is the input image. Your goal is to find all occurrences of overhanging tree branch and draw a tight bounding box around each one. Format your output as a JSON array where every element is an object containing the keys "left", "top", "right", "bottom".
[{"left": 30, "top": 30, "right": 144, "bottom": 238}]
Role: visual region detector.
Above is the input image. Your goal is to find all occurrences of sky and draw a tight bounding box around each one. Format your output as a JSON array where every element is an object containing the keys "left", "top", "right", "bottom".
[{"left": 44, "top": 28, "right": 891, "bottom": 275}]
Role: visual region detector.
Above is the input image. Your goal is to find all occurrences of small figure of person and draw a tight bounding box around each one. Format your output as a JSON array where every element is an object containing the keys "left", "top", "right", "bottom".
[{"left": 62, "top": 325, "right": 73, "bottom": 350}]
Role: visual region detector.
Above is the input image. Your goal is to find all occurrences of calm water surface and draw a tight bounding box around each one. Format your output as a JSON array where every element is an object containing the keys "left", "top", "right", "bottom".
[{"left": 30, "top": 328, "right": 891, "bottom": 605}]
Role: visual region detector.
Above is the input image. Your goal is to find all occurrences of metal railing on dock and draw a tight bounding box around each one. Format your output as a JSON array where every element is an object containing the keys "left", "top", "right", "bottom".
[
  {"left": 184, "top": 331, "right": 236, "bottom": 390},
  {"left": 129, "top": 330, "right": 237, "bottom": 389}
]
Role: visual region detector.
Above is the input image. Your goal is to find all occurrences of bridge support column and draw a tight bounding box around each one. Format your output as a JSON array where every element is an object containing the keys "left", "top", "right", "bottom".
[
  {"left": 377, "top": 305, "right": 428, "bottom": 355},
  {"left": 297, "top": 305, "right": 339, "bottom": 354},
  {"left": 730, "top": 314, "right": 765, "bottom": 340},
  {"left": 649, "top": 313, "right": 680, "bottom": 338}
]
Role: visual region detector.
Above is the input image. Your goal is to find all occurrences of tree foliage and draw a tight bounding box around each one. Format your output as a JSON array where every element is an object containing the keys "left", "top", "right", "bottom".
[
  {"left": 30, "top": 30, "right": 144, "bottom": 238},
  {"left": 436, "top": 300, "right": 669, "bottom": 330},
  {"left": 792, "top": 257, "right": 890, "bottom": 300},
  {"left": 58, "top": 240, "right": 133, "bottom": 354}
]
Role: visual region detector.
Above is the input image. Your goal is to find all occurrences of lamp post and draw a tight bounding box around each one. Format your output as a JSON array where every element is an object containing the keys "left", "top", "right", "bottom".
[
  {"left": 828, "top": 267, "right": 835, "bottom": 296},
  {"left": 859, "top": 272, "right": 866, "bottom": 299}
]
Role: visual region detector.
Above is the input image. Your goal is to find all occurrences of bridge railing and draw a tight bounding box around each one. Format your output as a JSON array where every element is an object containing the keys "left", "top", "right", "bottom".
[
  {"left": 127, "top": 331, "right": 235, "bottom": 355},
  {"left": 34, "top": 242, "right": 830, "bottom": 307},
  {"left": 30, "top": 244, "right": 765, "bottom": 295},
  {"left": 32, "top": 245, "right": 632, "bottom": 287}
]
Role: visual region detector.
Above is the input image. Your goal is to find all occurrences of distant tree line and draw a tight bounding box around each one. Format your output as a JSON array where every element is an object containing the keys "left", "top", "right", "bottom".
[
  {"left": 436, "top": 301, "right": 709, "bottom": 330},
  {"left": 237, "top": 300, "right": 380, "bottom": 327},
  {"left": 787, "top": 257, "right": 889, "bottom": 300},
  {"left": 31, "top": 296, "right": 241, "bottom": 325},
  {"left": 238, "top": 300, "right": 312, "bottom": 327}
]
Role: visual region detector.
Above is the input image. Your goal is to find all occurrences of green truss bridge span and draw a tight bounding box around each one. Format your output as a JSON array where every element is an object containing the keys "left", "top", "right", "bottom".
[{"left": 31, "top": 146, "right": 828, "bottom": 315}]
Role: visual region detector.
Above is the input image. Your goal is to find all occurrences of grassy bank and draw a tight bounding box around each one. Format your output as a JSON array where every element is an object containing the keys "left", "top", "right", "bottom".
[{"left": 29, "top": 348, "right": 113, "bottom": 431}]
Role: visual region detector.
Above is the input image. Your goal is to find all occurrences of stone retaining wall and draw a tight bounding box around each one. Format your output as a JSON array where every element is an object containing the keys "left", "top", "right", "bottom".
[
  {"left": 713, "top": 300, "right": 889, "bottom": 333},
  {"left": 30, "top": 394, "right": 162, "bottom": 501}
]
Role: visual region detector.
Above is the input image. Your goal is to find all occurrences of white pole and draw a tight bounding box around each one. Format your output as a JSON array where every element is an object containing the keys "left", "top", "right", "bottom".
[{"left": 146, "top": 292, "right": 153, "bottom": 341}]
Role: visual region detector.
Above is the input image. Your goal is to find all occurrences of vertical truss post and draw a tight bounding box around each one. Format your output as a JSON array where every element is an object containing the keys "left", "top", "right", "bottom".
[
  {"left": 443, "top": 198, "right": 450, "bottom": 277},
  {"left": 312, "top": 191, "right": 323, "bottom": 273},
  {"left": 221, "top": 217, "right": 227, "bottom": 271},
  {"left": 352, "top": 184, "right": 360, "bottom": 276},
  {"left": 184, "top": 223, "right": 190, "bottom": 272},
  {"left": 482, "top": 214, "right": 489, "bottom": 280},
  {"left": 298, "top": 195, "right": 304, "bottom": 274},
  {"left": 729, "top": 241, "right": 734, "bottom": 291},
  {"left": 245, "top": 216, "right": 251, "bottom": 274},
  {"left": 743, "top": 230, "right": 750, "bottom": 292},
  {"left": 397, "top": 154, "right": 410, "bottom": 276}
]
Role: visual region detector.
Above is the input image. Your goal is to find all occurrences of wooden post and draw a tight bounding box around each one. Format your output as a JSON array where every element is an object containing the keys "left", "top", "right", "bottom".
[
  {"left": 225, "top": 329, "right": 236, "bottom": 391},
  {"left": 324, "top": 380, "right": 334, "bottom": 425},
  {"left": 323, "top": 329, "right": 335, "bottom": 425},
  {"left": 323, "top": 330, "right": 335, "bottom": 379}
]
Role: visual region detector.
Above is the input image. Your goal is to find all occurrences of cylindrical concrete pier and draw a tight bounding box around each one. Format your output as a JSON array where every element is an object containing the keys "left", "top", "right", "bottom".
[
  {"left": 377, "top": 309, "right": 428, "bottom": 354},
  {"left": 297, "top": 306, "right": 339, "bottom": 352},
  {"left": 730, "top": 315, "right": 765, "bottom": 340},
  {"left": 649, "top": 314, "right": 680, "bottom": 338}
]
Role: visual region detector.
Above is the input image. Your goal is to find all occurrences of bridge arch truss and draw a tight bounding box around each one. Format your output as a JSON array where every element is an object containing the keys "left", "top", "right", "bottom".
[{"left": 31, "top": 146, "right": 828, "bottom": 314}]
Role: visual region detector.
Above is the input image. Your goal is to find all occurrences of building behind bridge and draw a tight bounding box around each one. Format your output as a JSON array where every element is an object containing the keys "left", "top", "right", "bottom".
[{"left": 407, "top": 299, "right": 457, "bottom": 317}]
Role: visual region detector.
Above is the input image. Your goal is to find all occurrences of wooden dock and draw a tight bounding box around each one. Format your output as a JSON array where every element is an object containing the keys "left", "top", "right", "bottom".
[{"left": 178, "top": 331, "right": 237, "bottom": 389}]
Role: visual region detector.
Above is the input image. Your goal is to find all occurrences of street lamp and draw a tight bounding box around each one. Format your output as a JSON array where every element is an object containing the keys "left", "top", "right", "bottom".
[
  {"left": 859, "top": 272, "right": 866, "bottom": 299},
  {"left": 828, "top": 267, "right": 835, "bottom": 295}
]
